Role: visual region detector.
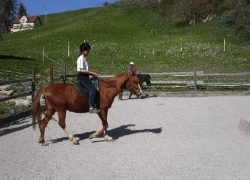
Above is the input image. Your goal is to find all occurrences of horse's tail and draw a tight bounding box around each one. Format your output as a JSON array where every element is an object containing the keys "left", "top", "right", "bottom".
[{"left": 32, "top": 89, "right": 46, "bottom": 130}]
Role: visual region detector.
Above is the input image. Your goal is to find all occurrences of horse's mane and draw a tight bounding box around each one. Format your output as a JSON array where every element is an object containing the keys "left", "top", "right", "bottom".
[
  {"left": 97, "top": 72, "right": 129, "bottom": 109},
  {"left": 100, "top": 72, "right": 128, "bottom": 89}
]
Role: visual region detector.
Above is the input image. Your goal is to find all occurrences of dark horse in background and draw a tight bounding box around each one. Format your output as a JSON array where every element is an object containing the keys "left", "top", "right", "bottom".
[
  {"left": 119, "top": 73, "right": 151, "bottom": 99},
  {"left": 32, "top": 71, "right": 142, "bottom": 145}
]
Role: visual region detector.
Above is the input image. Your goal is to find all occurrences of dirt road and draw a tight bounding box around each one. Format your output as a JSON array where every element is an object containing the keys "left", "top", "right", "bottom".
[{"left": 0, "top": 95, "right": 250, "bottom": 180}]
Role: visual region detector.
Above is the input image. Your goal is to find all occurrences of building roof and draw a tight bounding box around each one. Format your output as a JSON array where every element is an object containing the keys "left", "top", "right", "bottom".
[{"left": 12, "top": 15, "right": 40, "bottom": 24}]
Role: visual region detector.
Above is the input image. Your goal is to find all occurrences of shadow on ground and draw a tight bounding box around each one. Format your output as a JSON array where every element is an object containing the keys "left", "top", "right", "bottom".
[
  {"left": 0, "top": 119, "right": 32, "bottom": 137},
  {"left": 120, "top": 94, "right": 158, "bottom": 101},
  {"left": 48, "top": 124, "right": 162, "bottom": 144},
  {"left": 108, "top": 124, "right": 162, "bottom": 140},
  {"left": 0, "top": 55, "right": 34, "bottom": 61}
]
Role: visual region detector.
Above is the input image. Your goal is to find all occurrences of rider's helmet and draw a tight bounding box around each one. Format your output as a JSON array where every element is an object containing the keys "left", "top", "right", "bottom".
[{"left": 79, "top": 42, "right": 91, "bottom": 52}]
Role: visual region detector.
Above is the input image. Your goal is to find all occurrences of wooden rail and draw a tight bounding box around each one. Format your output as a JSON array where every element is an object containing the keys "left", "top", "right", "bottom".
[
  {"left": 144, "top": 71, "right": 250, "bottom": 89},
  {"left": 0, "top": 92, "right": 32, "bottom": 103},
  {"left": 0, "top": 78, "right": 32, "bottom": 86}
]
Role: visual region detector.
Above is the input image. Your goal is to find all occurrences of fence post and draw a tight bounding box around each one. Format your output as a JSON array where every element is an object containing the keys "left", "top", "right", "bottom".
[
  {"left": 193, "top": 69, "right": 197, "bottom": 91},
  {"left": 32, "top": 68, "right": 36, "bottom": 102},
  {"left": 224, "top": 38, "right": 226, "bottom": 51},
  {"left": 50, "top": 67, "right": 54, "bottom": 85},
  {"left": 180, "top": 38, "right": 183, "bottom": 51},
  {"left": 63, "top": 67, "right": 67, "bottom": 83},
  {"left": 68, "top": 42, "right": 70, "bottom": 57},
  {"left": 43, "top": 47, "right": 45, "bottom": 65}
]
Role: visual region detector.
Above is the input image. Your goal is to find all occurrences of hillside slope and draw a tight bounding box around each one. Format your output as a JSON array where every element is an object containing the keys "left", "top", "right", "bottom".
[{"left": 0, "top": 3, "right": 249, "bottom": 77}]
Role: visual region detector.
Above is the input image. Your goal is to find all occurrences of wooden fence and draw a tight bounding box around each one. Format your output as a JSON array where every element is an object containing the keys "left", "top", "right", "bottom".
[
  {"left": 0, "top": 67, "right": 250, "bottom": 127},
  {"left": 0, "top": 69, "right": 36, "bottom": 127},
  {"left": 146, "top": 71, "right": 250, "bottom": 90},
  {"left": 59, "top": 69, "right": 250, "bottom": 90}
]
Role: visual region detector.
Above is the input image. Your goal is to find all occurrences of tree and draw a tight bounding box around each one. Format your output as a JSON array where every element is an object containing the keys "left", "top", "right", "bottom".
[
  {"left": 0, "top": 0, "right": 18, "bottom": 41},
  {"left": 172, "top": 0, "right": 221, "bottom": 25},
  {"left": 0, "top": 0, "right": 5, "bottom": 41},
  {"left": 232, "top": 0, "right": 250, "bottom": 36},
  {"left": 3, "top": 0, "right": 18, "bottom": 21},
  {"left": 18, "top": 2, "right": 27, "bottom": 16},
  {"left": 103, "top": 1, "right": 109, "bottom": 6}
]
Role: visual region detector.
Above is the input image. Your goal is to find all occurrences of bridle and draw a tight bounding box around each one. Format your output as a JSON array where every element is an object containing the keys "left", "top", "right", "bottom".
[{"left": 127, "top": 75, "right": 142, "bottom": 96}]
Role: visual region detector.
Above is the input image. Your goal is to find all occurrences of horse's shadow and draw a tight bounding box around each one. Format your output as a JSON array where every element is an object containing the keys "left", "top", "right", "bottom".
[
  {"left": 0, "top": 120, "right": 32, "bottom": 137},
  {"left": 49, "top": 124, "right": 162, "bottom": 144},
  {"left": 121, "top": 94, "right": 158, "bottom": 101},
  {"left": 108, "top": 124, "right": 162, "bottom": 140}
]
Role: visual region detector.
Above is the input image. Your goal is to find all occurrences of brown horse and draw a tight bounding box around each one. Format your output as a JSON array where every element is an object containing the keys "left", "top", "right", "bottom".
[{"left": 32, "top": 71, "right": 142, "bottom": 145}]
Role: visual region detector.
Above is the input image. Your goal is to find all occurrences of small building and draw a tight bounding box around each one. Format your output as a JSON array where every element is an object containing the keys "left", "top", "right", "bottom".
[{"left": 10, "top": 15, "right": 42, "bottom": 33}]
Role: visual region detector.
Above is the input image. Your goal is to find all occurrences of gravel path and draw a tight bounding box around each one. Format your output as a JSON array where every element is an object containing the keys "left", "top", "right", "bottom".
[{"left": 1, "top": 95, "right": 250, "bottom": 180}]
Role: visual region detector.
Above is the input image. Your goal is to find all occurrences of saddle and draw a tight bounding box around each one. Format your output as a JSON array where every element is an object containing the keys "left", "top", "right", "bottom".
[
  {"left": 74, "top": 78, "right": 99, "bottom": 97},
  {"left": 74, "top": 83, "right": 89, "bottom": 96}
]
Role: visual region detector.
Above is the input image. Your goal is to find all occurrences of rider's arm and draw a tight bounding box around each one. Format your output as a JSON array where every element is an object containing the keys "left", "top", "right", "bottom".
[{"left": 79, "top": 69, "right": 99, "bottom": 77}]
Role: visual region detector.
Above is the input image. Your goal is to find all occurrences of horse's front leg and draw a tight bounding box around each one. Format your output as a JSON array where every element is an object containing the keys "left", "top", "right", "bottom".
[
  {"left": 89, "top": 109, "right": 113, "bottom": 141},
  {"left": 58, "top": 110, "right": 79, "bottom": 145}
]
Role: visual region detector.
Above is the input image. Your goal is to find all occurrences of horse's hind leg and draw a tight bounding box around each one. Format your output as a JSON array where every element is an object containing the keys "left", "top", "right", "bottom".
[
  {"left": 57, "top": 110, "right": 79, "bottom": 145},
  {"left": 39, "top": 108, "right": 55, "bottom": 144}
]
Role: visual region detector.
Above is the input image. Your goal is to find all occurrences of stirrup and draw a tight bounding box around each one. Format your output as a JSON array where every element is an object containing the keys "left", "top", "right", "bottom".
[{"left": 89, "top": 108, "right": 100, "bottom": 114}]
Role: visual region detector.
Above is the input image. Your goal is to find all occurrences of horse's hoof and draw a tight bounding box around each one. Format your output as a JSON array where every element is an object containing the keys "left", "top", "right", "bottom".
[
  {"left": 39, "top": 139, "right": 45, "bottom": 144},
  {"left": 42, "top": 142, "right": 49, "bottom": 146},
  {"left": 104, "top": 135, "right": 114, "bottom": 142},
  {"left": 89, "top": 133, "right": 95, "bottom": 139},
  {"left": 73, "top": 141, "right": 79, "bottom": 145}
]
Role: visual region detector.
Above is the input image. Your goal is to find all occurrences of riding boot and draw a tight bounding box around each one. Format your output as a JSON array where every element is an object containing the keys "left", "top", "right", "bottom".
[{"left": 89, "top": 107, "right": 100, "bottom": 114}]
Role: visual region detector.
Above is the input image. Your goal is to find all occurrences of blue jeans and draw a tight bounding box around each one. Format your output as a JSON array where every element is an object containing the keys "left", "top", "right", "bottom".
[{"left": 78, "top": 75, "right": 97, "bottom": 108}]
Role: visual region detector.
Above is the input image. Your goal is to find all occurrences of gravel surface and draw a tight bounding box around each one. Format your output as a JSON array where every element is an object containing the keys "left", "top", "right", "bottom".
[{"left": 1, "top": 95, "right": 250, "bottom": 180}]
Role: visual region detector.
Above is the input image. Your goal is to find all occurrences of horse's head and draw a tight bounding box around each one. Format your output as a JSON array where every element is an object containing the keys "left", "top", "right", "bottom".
[{"left": 126, "top": 71, "right": 142, "bottom": 97}]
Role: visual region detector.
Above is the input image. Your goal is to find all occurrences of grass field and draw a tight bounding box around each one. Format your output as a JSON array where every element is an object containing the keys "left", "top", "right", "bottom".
[{"left": 0, "top": 3, "right": 249, "bottom": 79}]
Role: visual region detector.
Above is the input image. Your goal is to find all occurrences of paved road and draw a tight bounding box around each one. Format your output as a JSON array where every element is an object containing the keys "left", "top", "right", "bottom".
[{"left": 1, "top": 95, "right": 250, "bottom": 180}]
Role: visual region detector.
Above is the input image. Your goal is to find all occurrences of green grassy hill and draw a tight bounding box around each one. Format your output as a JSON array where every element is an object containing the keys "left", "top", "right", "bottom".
[{"left": 0, "top": 3, "right": 249, "bottom": 78}]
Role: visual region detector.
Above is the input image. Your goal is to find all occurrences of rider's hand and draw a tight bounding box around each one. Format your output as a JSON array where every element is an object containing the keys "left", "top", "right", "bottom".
[{"left": 92, "top": 72, "right": 99, "bottom": 77}]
